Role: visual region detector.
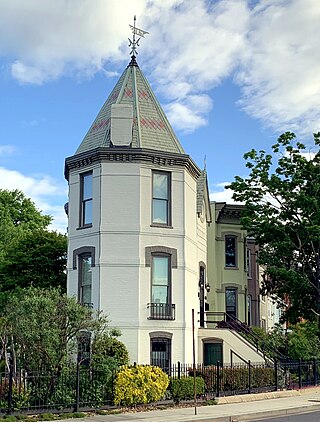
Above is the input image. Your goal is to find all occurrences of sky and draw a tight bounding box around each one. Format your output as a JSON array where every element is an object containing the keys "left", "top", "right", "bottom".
[{"left": 0, "top": 0, "right": 319, "bottom": 233}]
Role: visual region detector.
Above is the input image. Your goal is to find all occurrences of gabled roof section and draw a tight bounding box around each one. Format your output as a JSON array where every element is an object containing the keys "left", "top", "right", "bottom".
[
  {"left": 75, "top": 59, "right": 185, "bottom": 155},
  {"left": 197, "top": 170, "right": 212, "bottom": 223}
]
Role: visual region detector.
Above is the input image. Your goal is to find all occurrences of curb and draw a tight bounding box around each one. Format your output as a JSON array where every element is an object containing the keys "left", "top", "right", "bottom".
[{"left": 217, "top": 386, "right": 320, "bottom": 405}]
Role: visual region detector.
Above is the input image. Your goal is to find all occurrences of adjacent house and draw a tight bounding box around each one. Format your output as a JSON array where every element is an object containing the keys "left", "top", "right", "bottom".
[{"left": 65, "top": 54, "right": 265, "bottom": 368}]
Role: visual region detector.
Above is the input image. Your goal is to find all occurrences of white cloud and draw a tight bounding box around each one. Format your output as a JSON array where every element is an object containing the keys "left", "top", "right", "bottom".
[
  {"left": 0, "top": 167, "right": 67, "bottom": 233},
  {"left": 0, "top": 0, "right": 147, "bottom": 83},
  {"left": 165, "top": 94, "right": 212, "bottom": 132},
  {"left": 236, "top": 0, "right": 320, "bottom": 135},
  {"left": 209, "top": 182, "right": 241, "bottom": 204},
  {"left": 0, "top": 145, "right": 15, "bottom": 155},
  {"left": 1, "top": 0, "right": 320, "bottom": 134}
]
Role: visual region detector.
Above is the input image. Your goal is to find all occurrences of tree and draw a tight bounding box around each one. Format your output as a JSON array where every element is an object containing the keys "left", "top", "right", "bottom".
[
  {"left": 0, "top": 189, "right": 67, "bottom": 302},
  {"left": 1, "top": 287, "right": 127, "bottom": 375},
  {"left": 0, "top": 230, "right": 67, "bottom": 293},
  {"left": 228, "top": 132, "right": 320, "bottom": 323}
]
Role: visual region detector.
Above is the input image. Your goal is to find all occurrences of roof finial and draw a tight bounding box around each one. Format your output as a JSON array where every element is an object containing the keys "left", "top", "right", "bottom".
[
  {"left": 204, "top": 154, "right": 207, "bottom": 171},
  {"left": 128, "top": 15, "right": 149, "bottom": 64}
]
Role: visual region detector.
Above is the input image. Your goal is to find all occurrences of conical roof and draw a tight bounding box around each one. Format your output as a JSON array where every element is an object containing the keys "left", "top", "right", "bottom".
[{"left": 75, "top": 57, "right": 185, "bottom": 155}]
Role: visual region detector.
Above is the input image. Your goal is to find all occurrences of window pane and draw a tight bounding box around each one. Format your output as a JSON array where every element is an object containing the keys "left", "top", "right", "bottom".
[
  {"left": 153, "top": 199, "right": 168, "bottom": 224},
  {"left": 83, "top": 173, "right": 92, "bottom": 200},
  {"left": 153, "top": 173, "right": 168, "bottom": 199},
  {"left": 153, "top": 257, "right": 169, "bottom": 285},
  {"left": 84, "top": 200, "right": 92, "bottom": 225},
  {"left": 226, "top": 289, "right": 236, "bottom": 307},
  {"left": 152, "top": 286, "right": 168, "bottom": 303},
  {"left": 82, "top": 284, "right": 92, "bottom": 303},
  {"left": 80, "top": 255, "right": 92, "bottom": 304},
  {"left": 225, "top": 236, "right": 236, "bottom": 267}
]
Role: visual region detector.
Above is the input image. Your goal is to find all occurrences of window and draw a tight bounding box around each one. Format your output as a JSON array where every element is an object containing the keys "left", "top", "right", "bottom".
[
  {"left": 247, "top": 249, "right": 252, "bottom": 277},
  {"left": 225, "top": 235, "right": 237, "bottom": 267},
  {"left": 150, "top": 337, "right": 171, "bottom": 371},
  {"left": 148, "top": 254, "right": 175, "bottom": 319},
  {"left": 80, "top": 172, "right": 92, "bottom": 227},
  {"left": 152, "top": 171, "right": 171, "bottom": 226},
  {"left": 79, "top": 254, "right": 92, "bottom": 307},
  {"left": 225, "top": 287, "right": 237, "bottom": 320}
]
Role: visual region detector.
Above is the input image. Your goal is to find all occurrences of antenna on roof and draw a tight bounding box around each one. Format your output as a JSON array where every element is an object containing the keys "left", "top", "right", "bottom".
[{"left": 128, "top": 15, "right": 149, "bottom": 62}]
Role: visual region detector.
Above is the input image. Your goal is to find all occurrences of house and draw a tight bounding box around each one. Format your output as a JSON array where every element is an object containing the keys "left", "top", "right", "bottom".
[{"left": 65, "top": 53, "right": 265, "bottom": 368}]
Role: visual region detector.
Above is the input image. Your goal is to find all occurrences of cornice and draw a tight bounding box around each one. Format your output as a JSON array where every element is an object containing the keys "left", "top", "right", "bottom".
[{"left": 64, "top": 147, "right": 201, "bottom": 180}]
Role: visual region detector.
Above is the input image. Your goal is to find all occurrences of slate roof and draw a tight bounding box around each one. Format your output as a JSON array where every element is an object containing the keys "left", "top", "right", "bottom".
[
  {"left": 75, "top": 57, "right": 185, "bottom": 155},
  {"left": 197, "top": 169, "right": 212, "bottom": 223}
]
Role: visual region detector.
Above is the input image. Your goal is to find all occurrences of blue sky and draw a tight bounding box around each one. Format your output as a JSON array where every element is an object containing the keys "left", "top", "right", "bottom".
[{"left": 0, "top": 0, "right": 319, "bottom": 232}]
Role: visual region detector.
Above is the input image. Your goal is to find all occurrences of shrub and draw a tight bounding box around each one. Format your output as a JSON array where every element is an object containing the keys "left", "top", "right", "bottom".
[
  {"left": 113, "top": 365, "right": 169, "bottom": 406},
  {"left": 0, "top": 380, "right": 31, "bottom": 410},
  {"left": 170, "top": 377, "right": 205, "bottom": 403}
]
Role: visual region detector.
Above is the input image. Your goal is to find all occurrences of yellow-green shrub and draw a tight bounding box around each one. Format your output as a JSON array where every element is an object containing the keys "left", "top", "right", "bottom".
[{"left": 113, "top": 365, "right": 169, "bottom": 406}]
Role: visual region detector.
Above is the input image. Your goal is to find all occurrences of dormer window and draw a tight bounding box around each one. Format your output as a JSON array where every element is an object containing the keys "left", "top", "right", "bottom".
[{"left": 152, "top": 171, "right": 171, "bottom": 226}]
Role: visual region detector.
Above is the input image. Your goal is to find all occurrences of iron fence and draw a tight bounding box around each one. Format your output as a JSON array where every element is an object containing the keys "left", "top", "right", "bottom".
[
  {"left": 1, "top": 359, "right": 320, "bottom": 414},
  {"left": 0, "top": 364, "right": 113, "bottom": 414}
]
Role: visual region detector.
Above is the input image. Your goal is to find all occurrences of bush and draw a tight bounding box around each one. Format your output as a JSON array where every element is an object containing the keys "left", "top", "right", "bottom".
[
  {"left": 195, "top": 365, "right": 275, "bottom": 393},
  {"left": 170, "top": 377, "right": 205, "bottom": 403},
  {"left": 113, "top": 365, "right": 169, "bottom": 406}
]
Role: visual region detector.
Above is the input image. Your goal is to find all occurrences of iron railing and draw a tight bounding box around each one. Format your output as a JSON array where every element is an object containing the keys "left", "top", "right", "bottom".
[
  {"left": 205, "top": 311, "right": 285, "bottom": 362},
  {"left": 1, "top": 359, "right": 320, "bottom": 413},
  {"left": 147, "top": 303, "right": 175, "bottom": 320}
]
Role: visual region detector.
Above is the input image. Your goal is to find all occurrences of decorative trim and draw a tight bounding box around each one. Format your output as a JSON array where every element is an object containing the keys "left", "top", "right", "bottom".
[
  {"left": 216, "top": 284, "right": 246, "bottom": 295},
  {"left": 149, "top": 331, "right": 173, "bottom": 339},
  {"left": 73, "top": 246, "right": 96, "bottom": 269},
  {"left": 65, "top": 147, "right": 201, "bottom": 181},
  {"left": 145, "top": 246, "right": 177, "bottom": 268}
]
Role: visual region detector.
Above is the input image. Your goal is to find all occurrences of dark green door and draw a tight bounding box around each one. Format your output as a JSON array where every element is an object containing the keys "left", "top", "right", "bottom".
[{"left": 204, "top": 343, "right": 223, "bottom": 366}]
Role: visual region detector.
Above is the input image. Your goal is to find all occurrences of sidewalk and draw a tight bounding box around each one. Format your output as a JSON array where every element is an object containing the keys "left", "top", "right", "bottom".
[{"left": 62, "top": 387, "right": 320, "bottom": 422}]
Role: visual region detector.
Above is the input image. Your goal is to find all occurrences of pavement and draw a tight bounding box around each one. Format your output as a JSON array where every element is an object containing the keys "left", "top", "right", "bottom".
[{"left": 61, "top": 387, "right": 320, "bottom": 422}]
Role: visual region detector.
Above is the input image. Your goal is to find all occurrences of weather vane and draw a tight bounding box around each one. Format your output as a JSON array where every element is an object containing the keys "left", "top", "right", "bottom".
[{"left": 128, "top": 15, "right": 149, "bottom": 57}]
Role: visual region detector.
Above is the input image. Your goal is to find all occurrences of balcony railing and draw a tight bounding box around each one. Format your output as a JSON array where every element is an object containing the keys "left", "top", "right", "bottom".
[
  {"left": 81, "top": 302, "right": 94, "bottom": 309},
  {"left": 147, "top": 303, "right": 175, "bottom": 320}
]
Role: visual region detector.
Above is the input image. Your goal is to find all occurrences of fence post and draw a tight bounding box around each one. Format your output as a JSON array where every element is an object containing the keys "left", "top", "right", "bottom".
[
  {"left": 274, "top": 360, "right": 278, "bottom": 391},
  {"left": 313, "top": 358, "right": 317, "bottom": 386},
  {"left": 298, "top": 359, "right": 302, "bottom": 389},
  {"left": 178, "top": 361, "right": 181, "bottom": 380},
  {"left": 7, "top": 360, "right": 13, "bottom": 415},
  {"left": 248, "top": 360, "right": 251, "bottom": 394},
  {"left": 216, "top": 361, "right": 220, "bottom": 398},
  {"left": 75, "top": 360, "right": 80, "bottom": 412}
]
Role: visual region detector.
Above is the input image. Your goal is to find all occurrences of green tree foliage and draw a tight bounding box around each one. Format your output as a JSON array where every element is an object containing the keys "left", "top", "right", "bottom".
[
  {"left": 0, "top": 230, "right": 67, "bottom": 293},
  {"left": 228, "top": 132, "right": 320, "bottom": 322},
  {"left": 252, "top": 322, "right": 320, "bottom": 360},
  {"left": 1, "top": 287, "right": 110, "bottom": 374},
  {"left": 0, "top": 189, "right": 67, "bottom": 301},
  {"left": 287, "top": 322, "right": 320, "bottom": 360},
  {"left": 0, "top": 189, "right": 51, "bottom": 232}
]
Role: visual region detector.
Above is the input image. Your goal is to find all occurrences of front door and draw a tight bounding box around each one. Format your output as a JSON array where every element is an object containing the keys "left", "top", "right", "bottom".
[
  {"left": 204, "top": 343, "right": 223, "bottom": 366},
  {"left": 225, "top": 288, "right": 237, "bottom": 321}
]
